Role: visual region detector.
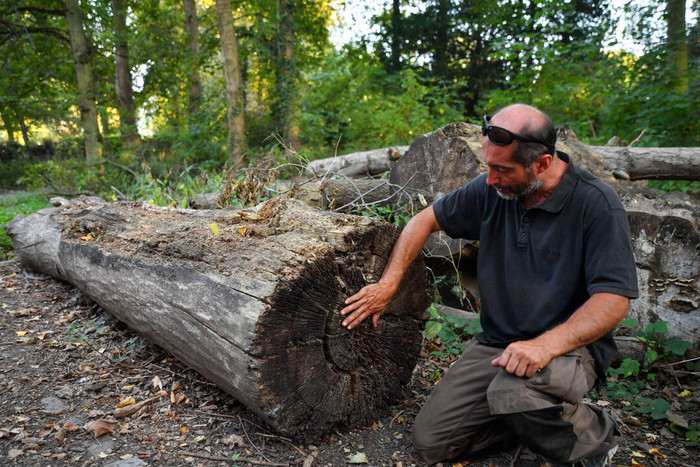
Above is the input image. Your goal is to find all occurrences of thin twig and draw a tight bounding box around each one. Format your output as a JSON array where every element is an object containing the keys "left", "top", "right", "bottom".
[
  {"left": 239, "top": 415, "right": 272, "bottom": 463},
  {"left": 334, "top": 173, "right": 418, "bottom": 212},
  {"left": 510, "top": 443, "right": 523, "bottom": 467},
  {"left": 628, "top": 130, "right": 646, "bottom": 147},
  {"left": 178, "top": 451, "right": 289, "bottom": 466}
]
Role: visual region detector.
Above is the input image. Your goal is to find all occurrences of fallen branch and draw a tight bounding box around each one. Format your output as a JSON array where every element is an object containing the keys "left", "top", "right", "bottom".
[{"left": 178, "top": 451, "right": 289, "bottom": 466}]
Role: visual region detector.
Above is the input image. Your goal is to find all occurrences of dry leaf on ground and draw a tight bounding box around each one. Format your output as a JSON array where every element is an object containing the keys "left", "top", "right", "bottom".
[{"left": 84, "top": 419, "right": 119, "bottom": 438}]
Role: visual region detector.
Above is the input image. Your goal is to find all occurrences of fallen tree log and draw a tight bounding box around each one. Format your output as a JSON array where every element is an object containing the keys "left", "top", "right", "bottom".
[
  {"left": 307, "top": 129, "right": 700, "bottom": 191},
  {"left": 6, "top": 196, "right": 431, "bottom": 441},
  {"left": 593, "top": 146, "right": 700, "bottom": 181},
  {"left": 307, "top": 146, "right": 409, "bottom": 178}
]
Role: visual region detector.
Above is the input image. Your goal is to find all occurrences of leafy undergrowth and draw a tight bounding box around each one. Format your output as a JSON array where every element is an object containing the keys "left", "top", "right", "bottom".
[{"left": 1, "top": 259, "right": 697, "bottom": 466}]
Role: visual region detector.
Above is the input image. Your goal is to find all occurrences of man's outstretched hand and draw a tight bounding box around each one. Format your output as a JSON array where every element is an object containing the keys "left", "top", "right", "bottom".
[
  {"left": 340, "top": 282, "right": 395, "bottom": 330},
  {"left": 491, "top": 340, "right": 555, "bottom": 378}
]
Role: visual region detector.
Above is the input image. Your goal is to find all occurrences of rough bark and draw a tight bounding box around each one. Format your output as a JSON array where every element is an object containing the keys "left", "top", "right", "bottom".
[
  {"left": 667, "top": 0, "right": 689, "bottom": 94},
  {"left": 6, "top": 196, "right": 430, "bottom": 441},
  {"left": 63, "top": 0, "right": 101, "bottom": 171},
  {"left": 593, "top": 146, "right": 700, "bottom": 181},
  {"left": 308, "top": 146, "right": 409, "bottom": 178},
  {"left": 112, "top": 0, "right": 140, "bottom": 144},
  {"left": 215, "top": 0, "right": 245, "bottom": 167},
  {"left": 184, "top": 0, "right": 202, "bottom": 120},
  {"left": 274, "top": 0, "right": 298, "bottom": 148}
]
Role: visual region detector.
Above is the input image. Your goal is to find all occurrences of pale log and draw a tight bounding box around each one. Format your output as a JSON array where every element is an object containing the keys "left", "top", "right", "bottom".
[
  {"left": 6, "top": 196, "right": 430, "bottom": 441},
  {"left": 307, "top": 146, "right": 409, "bottom": 178},
  {"left": 592, "top": 146, "right": 700, "bottom": 181}
]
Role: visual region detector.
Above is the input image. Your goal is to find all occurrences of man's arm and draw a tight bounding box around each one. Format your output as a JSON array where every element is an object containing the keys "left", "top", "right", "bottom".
[
  {"left": 340, "top": 205, "right": 442, "bottom": 330},
  {"left": 491, "top": 292, "right": 629, "bottom": 378}
]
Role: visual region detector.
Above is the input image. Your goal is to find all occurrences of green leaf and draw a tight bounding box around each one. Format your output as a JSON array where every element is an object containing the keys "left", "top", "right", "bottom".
[
  {"left": 635, "top": 398, "right": 670, "bottom": 420},
  {"left": 425, "top": 321, "right": 442, "bottom": 340},
  {"left": 426, "top": 304, "right": 440, "bottom": 319},
  {"left": 619, "top": 318, "right": 638, "bottom": 329},
  {"left": 619, "top": 358, "right": 640, "bottom": 378},
  {"left": 664, "top": 337, "right": 692, "bottom": 356},
  {"left": 464, "top": 319, "right": 483, "bottom": 335},
  {"left": 669, "top": 422, "right": 687, "bottom": 436},
  {"left": 437, "top": 325, "right": 459, "bottom": 345},
  {"left": 645, "top": 349, "right": 658, "bottom": 364},
  {"left": 445, "top": 315, "right": 468, "bottom": 328},
  {"left": 644, "top": 321, "right": 668, "bottom": 335}
]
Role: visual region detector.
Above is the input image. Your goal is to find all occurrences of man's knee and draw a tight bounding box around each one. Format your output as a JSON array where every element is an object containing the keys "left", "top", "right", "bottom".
[{"left": 411, "top": 410, "right": 447, "bottom": 464}]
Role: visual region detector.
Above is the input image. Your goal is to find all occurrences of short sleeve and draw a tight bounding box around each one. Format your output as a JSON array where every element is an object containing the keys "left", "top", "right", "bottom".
[
  {"left": 432, "top": 174, "right": 487, "bottom": 240},
  {"left": 584, "top": 207, "right": 639, "bottom": 298}
]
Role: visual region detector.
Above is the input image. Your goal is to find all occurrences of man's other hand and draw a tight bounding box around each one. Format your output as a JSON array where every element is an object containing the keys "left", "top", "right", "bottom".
[
  {"left": 491, "top": 340, "right": 555, "bottom": 378},
  {"left": 340, "top": 282, "right": 393, "bottom": 330}
]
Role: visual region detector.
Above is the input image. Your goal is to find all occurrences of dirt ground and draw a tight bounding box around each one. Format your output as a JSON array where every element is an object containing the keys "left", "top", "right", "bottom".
[{"left": 0, "top": 257, "right": 697, "bottom": 466}]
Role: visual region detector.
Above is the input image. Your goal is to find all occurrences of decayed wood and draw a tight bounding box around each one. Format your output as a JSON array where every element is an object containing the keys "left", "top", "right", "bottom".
[
  {"left": 6, "top": 196, "right": 431, "bottom": 441},
  {"left": 592, "top": 146, "right": 700, "bottom": 181},
  {"left": 622, "top": 192, "right": 699, "bottom": 346}
]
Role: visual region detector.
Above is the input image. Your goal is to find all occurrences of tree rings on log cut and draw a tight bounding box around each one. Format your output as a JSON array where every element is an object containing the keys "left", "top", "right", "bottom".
[{"left": 6, "top": 196, "right": 431, "bottom": 441}]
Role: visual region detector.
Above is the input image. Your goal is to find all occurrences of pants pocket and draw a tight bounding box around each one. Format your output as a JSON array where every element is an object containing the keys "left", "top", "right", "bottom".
[{"left": 487, "top": 349, "right": 595, "bottom": 415}]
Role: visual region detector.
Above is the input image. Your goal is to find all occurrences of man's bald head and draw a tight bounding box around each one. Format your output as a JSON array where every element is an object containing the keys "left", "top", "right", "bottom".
[{"left": 489, "top": 104, "right": 556, "bottom": 167}]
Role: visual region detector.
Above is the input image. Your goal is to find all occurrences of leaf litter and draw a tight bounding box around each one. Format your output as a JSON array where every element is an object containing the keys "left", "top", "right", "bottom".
[{"left": 0, "top": 257, "right": 697, "bottom": 466}]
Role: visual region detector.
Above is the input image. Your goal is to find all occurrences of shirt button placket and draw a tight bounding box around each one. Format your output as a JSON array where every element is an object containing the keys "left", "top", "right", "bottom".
[{"left": 518, "top": 215, "right": 530, "bottom": 248}]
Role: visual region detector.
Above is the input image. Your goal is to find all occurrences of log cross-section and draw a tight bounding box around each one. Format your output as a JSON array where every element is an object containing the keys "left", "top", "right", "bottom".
[{"left": 6, "top": 196, "right": 430, "bottom": 441}]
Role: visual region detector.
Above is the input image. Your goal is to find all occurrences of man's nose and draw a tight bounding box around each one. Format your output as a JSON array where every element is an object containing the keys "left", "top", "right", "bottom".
[{"left": 486, "top": 169, "right": 498, "bottom": 185}]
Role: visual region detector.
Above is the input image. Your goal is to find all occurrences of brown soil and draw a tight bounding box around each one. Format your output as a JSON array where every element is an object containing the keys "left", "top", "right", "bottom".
[{"left": 1, "top": 258, "right": 697, "bottom": 466}]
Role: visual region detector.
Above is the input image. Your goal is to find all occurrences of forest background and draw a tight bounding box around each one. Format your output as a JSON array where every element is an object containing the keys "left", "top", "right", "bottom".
[{"left": 0, "top": 0, "right": 698, "bottom": 203}]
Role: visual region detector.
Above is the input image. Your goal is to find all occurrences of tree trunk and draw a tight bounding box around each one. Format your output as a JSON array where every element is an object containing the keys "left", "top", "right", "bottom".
[
  {"left": 667, "top": 0, "right": 689, "bottom": 94},
  {"left": 215, "top": 0, "right": 245, "bottom": 168},
  {"left": 184, "top": 0, "right": 202, "bottom": 121},
  {"left": 19, "top": 117, "right": 30, "bottom": 145},
  {"left": 112, "top": 0, "right": 140, "bottom": 145},
  {"left": 274, "top": 0, "right": 298, "bottom": 148},
  {"left": 63, "top": 0, "right": 101, "bottom": 179},
  {"left": 1, "top": 108, "right": 15, "bottom": 143},
  {"left": 6, "top": 197, "right": 430, "bottom": 441},
  {"left": 389, "top": 0, "right": 401, "bottom": 72}
]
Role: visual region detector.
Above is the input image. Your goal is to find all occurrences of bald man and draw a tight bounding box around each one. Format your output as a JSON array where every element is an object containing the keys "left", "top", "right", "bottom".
[{"left": 340, "top": 104, "right": 638, "bottom": 466}]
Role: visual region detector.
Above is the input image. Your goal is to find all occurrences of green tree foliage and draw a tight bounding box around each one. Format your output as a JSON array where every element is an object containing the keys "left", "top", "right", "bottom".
[
  {"left": 296, "top": 46, "right": 465, "bottom": 157},
  {"left": 0, "top": 1, "right": 76, "bottom": 142},
  {"left": 1, "top": 0, "right": 698, "bottom": 198}
]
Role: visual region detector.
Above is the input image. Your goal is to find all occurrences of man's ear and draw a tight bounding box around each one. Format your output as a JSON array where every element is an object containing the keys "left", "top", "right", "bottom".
[{"left": 534, "top": 154, "right": 552, "bottom": 174}]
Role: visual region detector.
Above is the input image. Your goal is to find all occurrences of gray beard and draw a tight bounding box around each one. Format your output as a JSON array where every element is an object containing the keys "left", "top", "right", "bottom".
[{"left": 495, "top": 177, "right": 543, "bottom": 201}]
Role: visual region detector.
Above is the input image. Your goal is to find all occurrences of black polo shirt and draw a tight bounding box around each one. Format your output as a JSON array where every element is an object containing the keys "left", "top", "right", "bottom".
[{"left": 433, "top": 152, "right": 638, "bottom": 381}]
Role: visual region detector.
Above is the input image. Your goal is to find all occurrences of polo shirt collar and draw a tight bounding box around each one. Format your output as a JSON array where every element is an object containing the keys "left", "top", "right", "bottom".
[{"left": 526, "top": 151, "right": 578, "bottom": 213}]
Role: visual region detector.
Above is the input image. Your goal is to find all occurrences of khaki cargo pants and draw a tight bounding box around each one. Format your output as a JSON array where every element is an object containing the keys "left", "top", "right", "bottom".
[{"left": 412, "top": 339, "right": 621, "bottom": 465}]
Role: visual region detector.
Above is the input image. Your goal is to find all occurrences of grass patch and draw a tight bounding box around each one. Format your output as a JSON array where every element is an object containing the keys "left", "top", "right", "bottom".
[{"left": 0, "top": 192, "right": 52, "bottom": 259}]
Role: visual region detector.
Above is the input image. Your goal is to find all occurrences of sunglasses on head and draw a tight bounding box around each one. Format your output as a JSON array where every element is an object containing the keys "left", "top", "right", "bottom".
[{"left": 482, "top": 115, "right": 553, "bottom": 151}]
